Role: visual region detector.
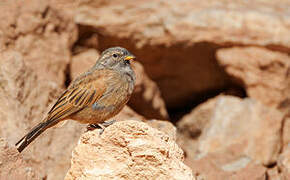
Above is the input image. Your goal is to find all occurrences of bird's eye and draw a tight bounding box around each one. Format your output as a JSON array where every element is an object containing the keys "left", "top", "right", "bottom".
[{"left": 113, "top": 54, "right": 118, "bottom": 58}]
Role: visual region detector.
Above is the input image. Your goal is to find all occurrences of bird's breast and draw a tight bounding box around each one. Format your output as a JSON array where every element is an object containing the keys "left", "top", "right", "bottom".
[{"left": 69, "top": 69, "right": 134, "bottom": 124}]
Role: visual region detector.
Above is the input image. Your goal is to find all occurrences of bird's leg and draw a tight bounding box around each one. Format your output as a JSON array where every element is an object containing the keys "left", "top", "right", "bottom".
[
  {"left": 98, "top": 119, "right": 116, "bottom": 135},
  {"left": 86, "top": 120, "right": 116, "bottom": 134},
  {"left": 101, "top": 119, "right": 116, "bottom": 127}
]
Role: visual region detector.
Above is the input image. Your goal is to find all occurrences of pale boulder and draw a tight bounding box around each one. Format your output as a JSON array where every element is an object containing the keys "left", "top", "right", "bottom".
[
  {"left": 65, "top": 120, "right": 195, "bottom": 180},
  {"left": 177, "top": 95, "right": 283, "bottom": 166},
  {"left": 191, "top": 148, "right": 267, "bottom": 180},
  {"left": 216, "top": 47, "right": 290, "bottom": 109}
]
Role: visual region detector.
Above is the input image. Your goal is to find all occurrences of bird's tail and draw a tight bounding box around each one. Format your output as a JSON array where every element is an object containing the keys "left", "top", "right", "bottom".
[{"left": 15, "top": 118, "right": 58, "bottom": 153}]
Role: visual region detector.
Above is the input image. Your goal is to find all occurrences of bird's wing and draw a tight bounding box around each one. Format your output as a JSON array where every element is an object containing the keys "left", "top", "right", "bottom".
[{"left": 46, "top": 69, "right": 110, "bottom": 123}]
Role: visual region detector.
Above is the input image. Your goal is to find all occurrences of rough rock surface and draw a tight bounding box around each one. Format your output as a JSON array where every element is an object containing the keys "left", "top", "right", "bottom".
[
  {"left": 65, "top": 120, "right": 194, "bottom": 180},
  {"left": 75, "top": 0, "right": 290, "bottom": 49},
  {"left": 73, "top": 0, "right": 290, "bottom": 108},
  {"left": 129, "top": 61, "right": 169, "bottom": 119},
  {"left": 266, "top": 167, "right": 283, "bottom": 180},
  {"left": 178, "top": 95, "right": 283, "bottom": 166},
  {"left": 190, "top": 148, "right": 267, "bottom": 180},
  {"left": 0, "top": 50, "right": 84, "bottom": 180},
  {"left": 110, "top": 106, "right": 176, "bottom": 139},
  {"left": 70, "top": 48, "right": 168, "bottom": 119},
  {"left": 0, "top": 138, "right": 39, "bottom": 180},
  {"left": 177, "top": 96, "right": 219, "bottom": 163},
  {"left": 146, "top": 119, "right": 177, "bottom": 141},
  {"left": 277, "top": 146, "right": 290, "bottom": 179},
  {"left": 283, "top": 117, "right": 290, "bottom": 150},
  {"left": 0, "top": 0, "right": 77, "bottom": 86},
  {"left": 217, "top": 47, "right": 290, "bottom": 151},
  {"left": 70, "top": 48, "right": 100, "bottom": 79},
  {"left": 217, "top": 47, "right": 290, "bottom": 109}
]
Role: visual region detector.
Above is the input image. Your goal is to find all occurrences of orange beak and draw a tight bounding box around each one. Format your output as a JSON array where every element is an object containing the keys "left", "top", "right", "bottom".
[{"left": 124, "top": 55, "right": 136, "bottom": 61}]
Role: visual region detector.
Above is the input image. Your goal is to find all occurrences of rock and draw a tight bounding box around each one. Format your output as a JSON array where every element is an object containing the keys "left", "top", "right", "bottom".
[
  {"left": 70, "top": 49, "right": 168, "bottom": 120},
  {"left": 70, "top": 48, "right": 100, "bottom": 79},
  {"left": 190, "top": 148, "right": 267, "bottom": 180},
  {"left": 147, "top": 119, "right": 177, "bottom": 140},
  {"left": 266, "top": 167, "right": 283, "bottom": 180},
  {"left": 177, "top": 95, "right": 283, "bottom": 166},
  {"left": 217, "top": 47, "right": 290, "bottom": 150},
  {"left": 178, "top": 96, "right": 218, "bottom": 139},
  {"left": 277, "top": 146, "right": 290, "bottom": 179},
  {"left": 109, "top": 106, "right": 176, "bottom": 139},
  {"left": 110, "top": 105, "right": 146, "bottom": 122},
  {"left": 75, "top": 0, "right": 290, "bottom": 50},
  {"left": 73, "top": 0, "right": 290, "bottom": 108},
  {"left": 283, "top": 117, "right": 290, "bottom": 150},
  {"left": 177, "top": 96, "right": 219, "bottom": 164},
  {"left": 0, "top": 0, "right": 77, "bottom": 86},
  {"left": 0, "top": 50, "right": 84, "bottom": 180},
  {"left": 0, "top": 138, "right": 39, "bottom": 180},
  {"left": 129, "top": 61, "right": 169, "bottom": 119},
  {"left": 108, "top": 106, "right": 177, "bottom": 148},
  {"left": 65, "top": 120, "right": 195, "bottom": 180},
  {"left": 216, "top": 47, "right": 290, "bottom": 109}
]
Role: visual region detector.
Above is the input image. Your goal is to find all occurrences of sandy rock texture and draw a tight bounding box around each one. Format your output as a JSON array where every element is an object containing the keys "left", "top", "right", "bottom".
[
  {"left": 217, "top": 47, "right": 290, "bottom": 109},
  {"left": 0, "top": 138, "right": 39, "bottom": 180},
  {"left": 129, "top": 61, "right": 169, "bottom": 119},
  {"left": 216, "top": 46, "right": 290, "bottom": 153},
  {"left": 65, "top": 120, "right": 194, "bottom": 180},
  {"left": 277, "top": 146, "right": 290, "bottom": 179},
  {"left": 70, "top": 49, "right": 100, "bottom": 80},
  {"left": 177, "top": 95, "right": 283, "bottom": 178},
  {"left": 0, "top": 50, "right": 84, "bottom": 180},
  {"left": 0, "top": 0, "right": 77, "bottom": 86},
  {"left": 283, "top": 117, "right": 290, "bottom": 151},
  {"left": 191, "top": 149, "right": 267, "bottom": 180},
  {"left": 75, "top": 0, "right": 290, "bottom": 48}
]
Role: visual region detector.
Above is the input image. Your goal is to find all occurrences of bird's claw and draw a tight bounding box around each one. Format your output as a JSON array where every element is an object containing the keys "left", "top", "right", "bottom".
[{"left": 86, "top": 119, "right": 116, "bottom": 135}]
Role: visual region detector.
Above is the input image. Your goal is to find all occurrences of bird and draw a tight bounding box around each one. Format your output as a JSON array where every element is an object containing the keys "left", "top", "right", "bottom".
[{"left": 15, "top": 47, "right": 136, "bottom": 153}]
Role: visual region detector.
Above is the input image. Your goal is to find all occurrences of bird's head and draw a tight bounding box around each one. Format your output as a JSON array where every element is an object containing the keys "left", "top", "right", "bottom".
[{"left": 96, "top": 47, "right": 136, "bottom": 70}]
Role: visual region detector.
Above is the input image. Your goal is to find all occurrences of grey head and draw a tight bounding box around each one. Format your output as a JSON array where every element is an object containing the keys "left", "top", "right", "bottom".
[
  {"left": 93, "top": 47, "right": 136, "bottom": 87},
  {"left": 95, "top": 47, "right": 136, "bottom": 71}
]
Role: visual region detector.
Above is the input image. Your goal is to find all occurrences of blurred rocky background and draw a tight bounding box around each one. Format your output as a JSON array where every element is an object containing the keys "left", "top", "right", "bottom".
[{"left": 0, "top": 0, "right": 290, "bottom": 179}]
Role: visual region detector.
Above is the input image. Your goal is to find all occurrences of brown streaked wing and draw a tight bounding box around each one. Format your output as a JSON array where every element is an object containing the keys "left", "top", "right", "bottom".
[{"left": 46, "top": 70, "right": 109, "bottom": 122}]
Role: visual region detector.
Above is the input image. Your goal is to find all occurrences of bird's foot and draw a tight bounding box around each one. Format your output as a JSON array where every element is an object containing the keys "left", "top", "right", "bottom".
[
  {"left": 98, "top": 119, "right": 116, "bottom": 135},
  {"left": 86, "top": 120, "right": 116, "bottom": 135},
  {"left": 86, "top": 124, "right": 102, "bottom": 131}
]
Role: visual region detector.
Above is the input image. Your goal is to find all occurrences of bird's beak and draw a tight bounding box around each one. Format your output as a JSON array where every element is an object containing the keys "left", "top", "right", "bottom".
[{"left": 124, "top": 55, "right": 136, "bottom": 61}]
